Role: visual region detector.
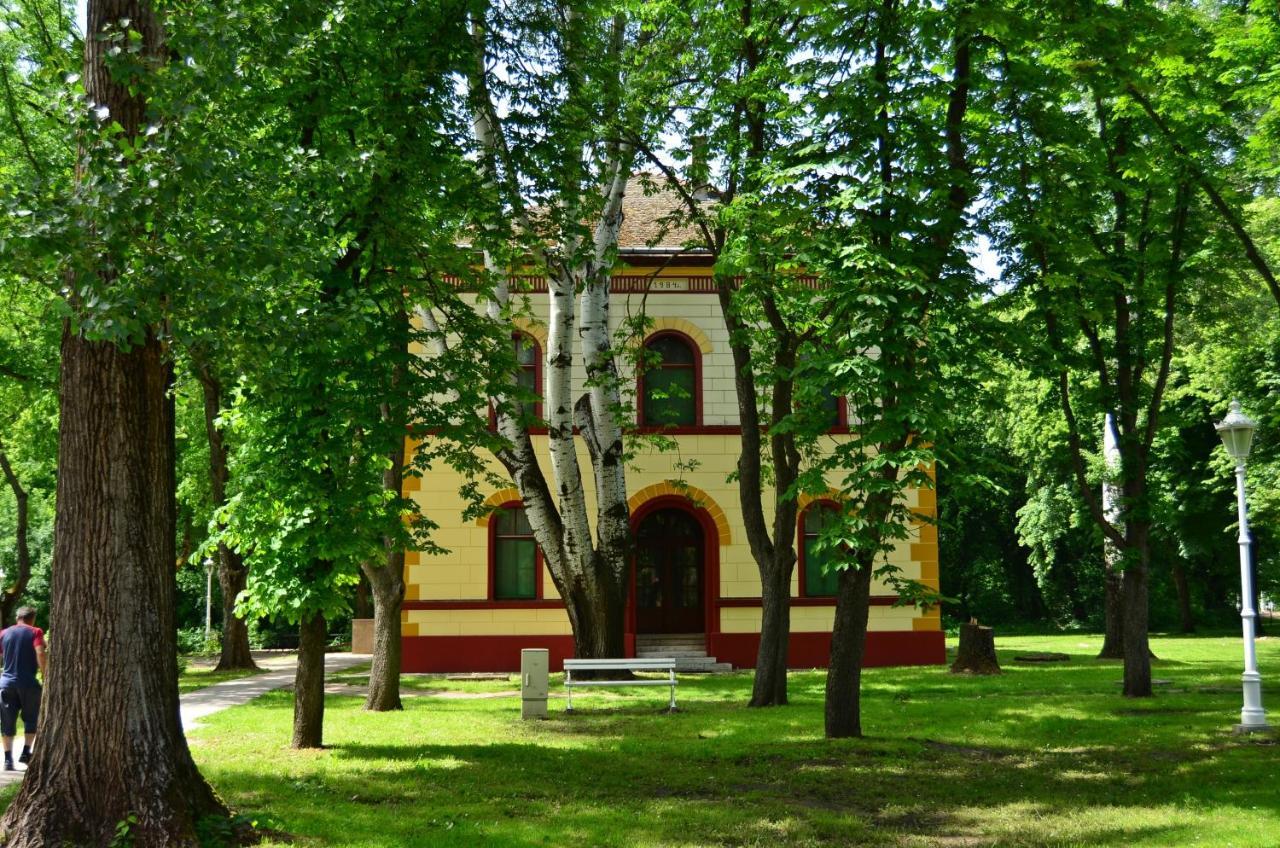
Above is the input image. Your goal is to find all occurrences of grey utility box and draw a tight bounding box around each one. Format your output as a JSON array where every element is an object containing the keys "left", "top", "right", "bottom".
[{"left": 521, "top": 648, "right": 550, "bottom": 719}]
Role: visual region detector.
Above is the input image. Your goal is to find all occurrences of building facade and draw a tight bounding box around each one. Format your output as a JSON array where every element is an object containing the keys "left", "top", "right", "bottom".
[{"left": 400, "top": 196, "right": 943, "bottom": 673}]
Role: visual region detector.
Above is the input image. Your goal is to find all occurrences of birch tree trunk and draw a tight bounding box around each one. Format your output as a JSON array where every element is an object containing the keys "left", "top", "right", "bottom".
[
  {"left": 469, "top": 11, "right": 634, "bottom": 665},
  {"left": 0, "top": 2, "right": 228, "bottom": 842}
]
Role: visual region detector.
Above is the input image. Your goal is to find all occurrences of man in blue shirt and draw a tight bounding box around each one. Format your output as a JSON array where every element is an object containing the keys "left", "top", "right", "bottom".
[{"left": 0, "top": 607, "right": 47, "bottom": 770}]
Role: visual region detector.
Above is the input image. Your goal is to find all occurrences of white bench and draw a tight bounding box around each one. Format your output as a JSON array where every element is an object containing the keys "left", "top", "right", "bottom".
[{"left": 562, "top": 658, "right": 678, "bottom": 712}]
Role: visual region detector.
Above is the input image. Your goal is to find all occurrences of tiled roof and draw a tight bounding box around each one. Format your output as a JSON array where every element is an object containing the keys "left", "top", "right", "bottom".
[{"left": 616, "top": 174, "right": 716, "bottom": 251}]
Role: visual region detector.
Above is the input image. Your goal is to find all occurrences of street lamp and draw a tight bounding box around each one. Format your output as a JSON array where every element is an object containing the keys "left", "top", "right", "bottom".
[{"left": 1215, "top": 400, "right": 1270, "bottom": 733}]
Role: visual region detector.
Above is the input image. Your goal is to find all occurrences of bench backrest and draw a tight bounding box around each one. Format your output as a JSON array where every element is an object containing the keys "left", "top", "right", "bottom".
[{"left": 563, "top": 658, "right": 676, "bottom": 670}]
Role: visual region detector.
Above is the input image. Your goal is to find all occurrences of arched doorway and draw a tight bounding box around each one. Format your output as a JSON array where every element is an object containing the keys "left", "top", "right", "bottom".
[{"left": 634, "top": 508, "right": 706, "bottom": 634}]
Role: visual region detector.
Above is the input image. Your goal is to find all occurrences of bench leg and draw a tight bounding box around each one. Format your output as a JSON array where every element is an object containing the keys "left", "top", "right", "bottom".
[
  {"left": 669, "top": 670, "right": 677, "bottom": 711},
  {"left": 565, "top": 670, "right": 573, "bottom": 712}
]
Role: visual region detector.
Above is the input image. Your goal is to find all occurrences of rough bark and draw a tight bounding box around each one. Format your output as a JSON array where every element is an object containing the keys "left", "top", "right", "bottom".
[
  {"left": 753, "top": 564, "right": 793, "bottom": 705},
  {"left": 0, "top": 3, "right": 228, "bottom": 844},
  {"left": 293, "top": 611, "right": 327, "bottom": 749},
  {"left": 364, "top": 564, "right": 404, "bottom": 710},
  {"left": 0, "top": 442, "right": 32, "bottom": 625},
  {"left": 358, "top": 298, "right": 408, "bottom": 711},
  {"left": 195, "top": 362, "right": 258, "bottom": 672},
  {"left": 1120, "top": 523, "right": 1152, "bottom": 697},
  {"left": 824, "top": 557, "right": 873, "bottom": 738},
  {"left": 0, "top": 333, "right": 227, "bottom": 846},
  {"left": 951, "top": 622, "right": 1001, "bottom": 674},
  {"left": 1098, "top": 567, "right": 1126, "bottom": 658}
]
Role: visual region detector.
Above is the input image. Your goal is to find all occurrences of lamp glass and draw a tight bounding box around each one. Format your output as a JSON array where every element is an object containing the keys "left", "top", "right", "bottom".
[{"left": 1215, "top": 401, "right": 1256, "bottom": 461}]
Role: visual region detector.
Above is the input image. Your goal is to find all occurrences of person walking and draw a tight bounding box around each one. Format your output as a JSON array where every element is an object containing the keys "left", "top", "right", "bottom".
[{"left": 0, "top": 607, "right": 46, "bottom": 770}]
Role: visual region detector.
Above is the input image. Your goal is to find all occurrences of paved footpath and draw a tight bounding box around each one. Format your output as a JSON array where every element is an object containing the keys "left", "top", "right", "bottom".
[{"left": 0, "top": 651, "right": 371, "bottom": 787}]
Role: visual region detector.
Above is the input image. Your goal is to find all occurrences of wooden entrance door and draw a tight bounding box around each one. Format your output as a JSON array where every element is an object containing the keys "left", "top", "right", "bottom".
[{"left": 635, "top": 508, "right": 705, "bottom": 634}]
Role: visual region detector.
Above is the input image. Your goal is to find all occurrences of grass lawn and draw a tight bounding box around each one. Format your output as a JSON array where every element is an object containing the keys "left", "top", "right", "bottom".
[{"left": 171, "top": 633, "right": 1280, "bottom": 847}]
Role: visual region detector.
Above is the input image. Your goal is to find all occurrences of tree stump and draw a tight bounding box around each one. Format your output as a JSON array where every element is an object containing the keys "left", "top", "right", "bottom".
[{"left": 950, "top": 622, "right": 1001, "bottom": 675}]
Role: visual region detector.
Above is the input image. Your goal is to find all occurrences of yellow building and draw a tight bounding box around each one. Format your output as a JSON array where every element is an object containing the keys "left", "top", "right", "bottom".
[{"left": 401, "top": 190, "right": 942, "bottom": 672}]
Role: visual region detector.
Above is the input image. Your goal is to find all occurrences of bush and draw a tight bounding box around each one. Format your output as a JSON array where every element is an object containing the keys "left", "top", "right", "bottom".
[{"left": 177, "top": 626, "right": 220, "bottom": 657}]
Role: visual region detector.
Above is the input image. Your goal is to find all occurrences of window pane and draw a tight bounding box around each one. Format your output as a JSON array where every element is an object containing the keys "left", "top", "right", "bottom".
[
  {"left": 517, "top": 367, "right": 538, "bottom": 395},
  {"left": 822, "top": 389, "right": 842, "bottom": 428},
  {"left": 495, "top": 538, "right": 537, "bottom": 600},
  {"left": 804, "top": 506, "right": 840, "bottom": 597},
  {"left": 643, "top": 368, "right": 696, "bottom": 426},
  {"left": 514, "top": 335, "right": 538, "bottom": 366},
  {"left": 649, "top": 335, "right": 695, "bottom": 365},
  {"left": 804, "top": 538, "right": 840, "bottom": 597}
]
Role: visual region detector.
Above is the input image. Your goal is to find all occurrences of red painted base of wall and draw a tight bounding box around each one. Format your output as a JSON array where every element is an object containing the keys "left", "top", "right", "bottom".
[
  {"left": 709, "top": 630, "right": 944, "bottom": 669},
  {"left": 401, "top": 630, "right": 943, "bottom": 673}
]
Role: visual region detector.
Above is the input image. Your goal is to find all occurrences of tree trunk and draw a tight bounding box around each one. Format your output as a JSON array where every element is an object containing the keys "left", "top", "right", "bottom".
[
  {"left": 0, "top": 443, "right": 32, "bottom": 625},
  {"left": 751, "top": 561, "right": 792, "bottom": 706},
  {"left": 1121, "top": 525, "right": 1153, "bottom": 697},
  {"left": 195, "top": 363, "right": 258, "bottom": 671},
  {"left": 1098, "top": 566, "right": 1125, "bottom": 658},
  {"left": 0, "top": 2, "right": 229, "bottom": 843},
  {"left": 293, "top": 611, "right": 327, "bottom": 748},
  {"left": 1171, "top": 560, "right": 1195, "bottom": 634},
  {"left": 214, "top": 545, "right": 256, "bottom": 671},
  {"left": 0, "top": 331, "right": 227, "bottom": 846},
  {"left": 566, "top": 567, "right": 628, "bottom": 665},
  {"left": 824, "top": 559, "right": 873, "bottom": 738},
  {"left": 950, "top": 622, "right": 1001, "bottom": 674},
  {"left": 363, "top": 553, "right": 405, "bottom": 711}
]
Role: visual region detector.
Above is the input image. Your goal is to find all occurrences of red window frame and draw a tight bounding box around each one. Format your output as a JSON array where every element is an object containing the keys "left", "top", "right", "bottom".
[
  {"left": 488, "top": 501, "right": 544, "bottom": 601},
  {"left": 489, "top": 332, "right": 543, "bottom": 431},
  {"left": 513, "top": 331, "right": 543, "bottom": 421},
  {"left": 636, "top": 330, "right": 702, "bottom": 429},
  {"left": 797, "top": 500, "right": 842, "bottom": 598}
]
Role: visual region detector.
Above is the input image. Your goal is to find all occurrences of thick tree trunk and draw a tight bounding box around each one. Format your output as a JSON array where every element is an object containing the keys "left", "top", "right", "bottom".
[
  {"left": 0, "top": 443, "right": 32, "bottom": 625},
  {"left": 566, "top": 567, "right": 628, "bottom": 664},
  {"left": 363, "top": 555, "right": 404, "bottom": 711},
  {"left": 0, "top": 2, "right": 228, "bottom": 843},
  {"left": 0, "top": 331, "right": 226, "bottom": 846},
  {"left": 293, "top": 612, "right": 327, "bottom": 748},
  {"left": 1098, "top": 566, "right": 1126, "bottom": 659},
  {"left": 214, "top": 545, "right": 256, "bottom": 671},
  {"left": 951, "top": 622, "right": 1001, "bottom": 674},
  {"left": 824, "top": 559, "right": 873, "bottom": 739},
  {"left": 1171, "top": 561, "right": 1195, "bottom": 634},
  {"left": 751, "top": 562, "right": 792, "bottom": 706},
  {"left": 1121, "top": 526, "right": 1153, "bottom": 697},
  {"left": 196, "top": 364, "right": 258, "bottom": 671}
]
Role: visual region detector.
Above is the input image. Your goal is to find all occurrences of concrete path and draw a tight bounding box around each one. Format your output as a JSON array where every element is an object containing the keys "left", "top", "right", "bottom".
[{"left": 0, "top": 651, "right": 371, "bottom": 787}]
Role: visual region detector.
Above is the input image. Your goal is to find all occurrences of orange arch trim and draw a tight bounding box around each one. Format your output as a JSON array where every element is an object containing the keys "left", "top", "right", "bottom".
[
  {"left": 798, "top": 489, "right": 844, "bottom": 511},
  {"left": 475, "top": 487, "right": 522, "bottom": 526},
  {"left": 628, "top": 482, "right": 731, "bottom": 546}
]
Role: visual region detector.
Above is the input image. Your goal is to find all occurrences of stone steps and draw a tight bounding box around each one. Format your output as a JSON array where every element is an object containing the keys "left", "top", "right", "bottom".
[{"left": 634, "top": 634, "right": 733, "bottom": 673}]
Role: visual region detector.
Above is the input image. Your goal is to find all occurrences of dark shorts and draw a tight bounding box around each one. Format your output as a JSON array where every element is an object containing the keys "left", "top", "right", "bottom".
[{"left": 0, "top": 685, "right": 40, "bottom": 737}]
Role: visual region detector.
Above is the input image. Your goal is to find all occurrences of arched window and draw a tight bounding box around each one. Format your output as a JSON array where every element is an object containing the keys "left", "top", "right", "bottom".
[
  {"left": 492, "top": 504, "right": 539, "bottom": 600},
  {"left": 799, "top": 502, "right": 841, "bottom": 597},
  {"left": 640, "top": 332, "right": 699, "bottom": 427},
  {"left": 514, "top": 332, "right": 542, "bottom": 417}
]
